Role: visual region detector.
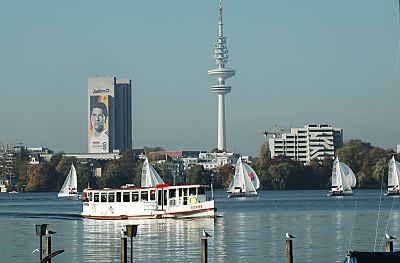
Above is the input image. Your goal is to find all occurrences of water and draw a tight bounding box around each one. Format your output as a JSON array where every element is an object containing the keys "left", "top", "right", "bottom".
[{"left": 1, "top": 190, "right": 400, "bottom": 262}]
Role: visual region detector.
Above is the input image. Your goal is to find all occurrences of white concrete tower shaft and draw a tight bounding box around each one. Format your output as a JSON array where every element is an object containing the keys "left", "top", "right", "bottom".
[{"left": 208, "top": 0, "right": 235, "bottom": 152}]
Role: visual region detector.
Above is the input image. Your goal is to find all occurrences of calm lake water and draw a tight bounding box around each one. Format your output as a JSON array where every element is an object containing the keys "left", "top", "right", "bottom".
[{"left": 1, "top": 190, "right": 400, "bottom": 262}]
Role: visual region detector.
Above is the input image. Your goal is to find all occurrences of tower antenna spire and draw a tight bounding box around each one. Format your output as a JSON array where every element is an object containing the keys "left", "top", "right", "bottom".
[{"left": 208, "top": 0, "right": 236, "bottom": 152}]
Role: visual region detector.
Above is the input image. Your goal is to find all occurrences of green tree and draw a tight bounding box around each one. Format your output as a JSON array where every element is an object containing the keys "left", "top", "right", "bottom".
[
  {"left": 213, "top": 164, "right": 234, "bottom": 189},
  {"left": 268, "top": 163, "right": 291, "bottom": 190},
  {"left": 98, "top": 160, "right": 122, "bottom": 188},
  {"left": 76, "top": 163, "right": 97, "bottom": 191},
  {"left": 187, "top": 165, "right": 211, "bottom": 185}
]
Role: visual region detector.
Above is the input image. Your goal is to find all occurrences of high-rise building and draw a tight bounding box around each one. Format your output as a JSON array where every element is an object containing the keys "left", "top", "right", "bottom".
[
  {"left": 269, "top": 124, "right": 343, "bottom": 164},
  {"left": 88, "top": 76, "right": 132, "bottom": 153},
  {"left": 208, "top": 0, "right": 235, "bottom": 152}
]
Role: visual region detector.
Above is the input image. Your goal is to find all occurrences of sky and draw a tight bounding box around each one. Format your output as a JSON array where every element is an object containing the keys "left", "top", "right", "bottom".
[{"left": 1, "top": 0, "right": 400, "bottom": 157}]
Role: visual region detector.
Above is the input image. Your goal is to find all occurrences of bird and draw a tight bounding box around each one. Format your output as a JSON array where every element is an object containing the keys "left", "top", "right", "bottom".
[
  {"left": 202, "top": 230, "right": 212, "bottom": 237},
  {"left": 286, "top": 232, "right": 295, "bottom": 239},
  {"left": 121, "top": 228, "right": 127, "bottom": 236},
  {"left": 385, "top": 233, "right": 396, "bottom": 240},
  {"left": 31, "top": 248, "right": 40, "bottom": 254},
  {"left": 46, "top": 229, "right": 56, "bottom": 235}
]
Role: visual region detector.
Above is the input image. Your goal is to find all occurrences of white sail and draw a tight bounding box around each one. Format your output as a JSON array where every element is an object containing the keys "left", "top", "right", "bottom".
[
  {"left": 387, "top": 156, "right": 400, "bottom": 194},
  {"left": 243, "top": 162, "right": 260, "bottom": 189},
  {"left": 330, "top": 157, "right": 356, "bottom": 195},
  {"left": 228, "top": 157, "right": 258, "bottom": 197},
  {"left": 141, "top": 158, "right": 165, "bottom": 187},
  {"left": 331, "top": 157, "right": 342, "bottom": 191},
  {"left": 340, "top": 162, "right": 356, "bottom": 189},
  {"left": 58, "top": 164, "right": 78, "bottom": 198}
]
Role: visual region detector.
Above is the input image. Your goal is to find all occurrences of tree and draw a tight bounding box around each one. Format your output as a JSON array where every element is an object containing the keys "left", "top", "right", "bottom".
[
  {"left": 268, "top": 163, "right": 291, "bottom": 190},
  {"left": 76, "top": 163, "right": 97, "bottom": 191},
  {"left": 213, "top": 164, "right": 234, "bottom": 189},
  {"left": 187, "top": 165, "right": 212, "bottom": 185},
  {"left": 98, "top": 160, "right": 122, "bottom": 188},
  {"left": 26, "top": 163, "right": 57, "bottom": 192}
]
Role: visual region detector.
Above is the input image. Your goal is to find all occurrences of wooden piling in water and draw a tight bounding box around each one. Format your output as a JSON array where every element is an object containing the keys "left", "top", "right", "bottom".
[
  {"left": 40, "top": 235, "right": 43, "bottom": 262},
  {"left": 285, "top": 239, "right": 293, "bottom": 263},
  {"left": 121, "top": 237, "right": 127, "bottom": 263},
  {"left": 386, "top": 240, "right": 393, "bottom": 253},
  {"left": 46, "top": 236, "right": 52, "bottom": 263},
  {"left": 201, "top": 238, "right": 208, "bottom": 263}
]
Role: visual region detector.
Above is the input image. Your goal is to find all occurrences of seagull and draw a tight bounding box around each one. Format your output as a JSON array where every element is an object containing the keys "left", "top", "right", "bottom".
[
  {"left": 121, "top": 228, "right": 127, "bottom": 236},
  {"left": 286, "top": 232, "right": 295, "bottom": 239},
  {"left": 385, "top": 233, "right": 396, "bottom": 240},
  {"left": 31, "top": 248, "right": 40, "bottom": 254},
  {"left": 202, "top": 230, "right": 212, "bottom": 237},
  {"left": 46, "top": 229, "right": 56, "bottom": 235}
]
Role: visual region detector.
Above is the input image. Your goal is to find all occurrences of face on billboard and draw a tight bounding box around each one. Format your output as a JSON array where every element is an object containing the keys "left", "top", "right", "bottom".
[
  {"left": 91, "top": 107, "right": 106, "bottom": 135},
  {"left": 89, "top": 96, "right": 109, "bottom": 153}
]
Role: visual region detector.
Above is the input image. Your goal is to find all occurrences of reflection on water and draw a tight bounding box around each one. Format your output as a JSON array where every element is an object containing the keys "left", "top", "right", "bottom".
[
  {"left": 81, "top": 218, "right": 216, "bottom": 262},
  {"left": 1, "top": 190, "right": 400, "bottom": 262}
]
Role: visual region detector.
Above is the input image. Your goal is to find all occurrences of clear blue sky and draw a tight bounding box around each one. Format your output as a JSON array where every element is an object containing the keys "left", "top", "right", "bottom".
[{"left": 1, "top": 0, "right": 399, "bottom": 156}]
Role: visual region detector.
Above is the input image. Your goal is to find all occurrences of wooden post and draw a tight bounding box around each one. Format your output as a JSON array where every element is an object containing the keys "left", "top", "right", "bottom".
[
  {"left": 40, "top": 235, "right": 43, "bottom": 262},
  {"left": 130, "top": 237, "right": 133, "bottom": 263},
  {"left": 386, "top": 240, "right": 393, "bottom": 253},
  {"left": 46, "top": 236, "right": 52, "bottom": 263},
  {"left": 201, "top": 238, "right": 208, "bottom": 263},
  {"left": 285, "top": 239, "right": 293, "bottom": 263}
]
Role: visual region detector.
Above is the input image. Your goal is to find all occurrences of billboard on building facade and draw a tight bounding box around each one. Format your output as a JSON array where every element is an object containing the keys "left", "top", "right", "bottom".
[{"left": 89, "top": 95, "right": 110, "bottom": 153}]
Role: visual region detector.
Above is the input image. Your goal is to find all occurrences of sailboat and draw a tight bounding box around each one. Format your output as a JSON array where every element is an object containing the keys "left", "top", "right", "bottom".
[
  {"left": 328, "top": 156, "right": 356, "bottom": 196},
  {"left": 58, "top": 164, "right": 79, "bottom": 198},
  {"left": 385, "top": 156, "right": 400, "bottom": 196},
  {"left": 227, "top": 157, "right": 260, "bottom": 198},
  {"left": 141, "top": 158, "right": 165, "bottom": 187}
]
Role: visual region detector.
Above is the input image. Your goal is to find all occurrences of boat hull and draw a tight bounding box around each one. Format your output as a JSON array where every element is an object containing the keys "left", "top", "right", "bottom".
[
  {"left": 328, "top": 190, "right": 353, "bottom": 196},
  {"left": 81, "top": 202, "right": 215, "bottom": 220},
  {"left": 228, "top": 193, "right": 258, "bottom": 198},
  {"left": 385, "top": 191, "right": 400, "bottom": 196},
  {"left": 58, "top": 193, "right": 79, "bottom": 199}
]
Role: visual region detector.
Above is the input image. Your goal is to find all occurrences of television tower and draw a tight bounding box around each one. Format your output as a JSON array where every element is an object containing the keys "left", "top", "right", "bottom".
[{"left": 208, "top": 0, "right": 235, "bottom": 152}]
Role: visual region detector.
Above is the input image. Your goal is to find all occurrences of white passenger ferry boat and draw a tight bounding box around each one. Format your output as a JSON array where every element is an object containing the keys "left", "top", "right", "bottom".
[{"left": 81, "top": 184, "right": 216, "bottom": 220}]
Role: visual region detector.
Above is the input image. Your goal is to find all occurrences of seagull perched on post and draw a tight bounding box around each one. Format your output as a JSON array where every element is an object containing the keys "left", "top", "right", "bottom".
[
  {"left": 121, "top": 228, "right": 127, "bottom": 236},
  {"left": 286, "top": 232, "right": 295, "bottom": 239},
  {"left": 202, "top": 230, "right": 212, "bottom": 238},
  {"left": 46, "top": 229, "right": 56, "bottom": 235},
  {"left": 385, "top": 233, "right": 396, "bottom": 240}
]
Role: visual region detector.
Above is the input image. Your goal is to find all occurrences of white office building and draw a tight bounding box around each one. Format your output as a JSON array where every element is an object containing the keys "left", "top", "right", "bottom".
[{"left": 269, "top": 124, "right": 343, "bottom": 164}]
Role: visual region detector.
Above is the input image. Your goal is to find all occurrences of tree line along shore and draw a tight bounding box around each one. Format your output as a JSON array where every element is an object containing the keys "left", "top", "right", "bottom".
[{"left": 5, "top": 139, "right": 396, "bottom": 192}]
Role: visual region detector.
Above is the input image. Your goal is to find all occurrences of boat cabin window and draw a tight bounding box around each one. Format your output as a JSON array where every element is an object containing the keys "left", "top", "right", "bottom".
[
  {"left": 94, "top": 193, "right": 99, "bottom": 202},
  {"left": 189, "top": 188, "right": 196, "bottom": 196},
  {"left": 132, "top": 192, "right": 139, "bottom": 202},
  {"left": 88, "top": 192, "right": 93, "bottom": 201},
  {"left": 169, "top": 189, "right": 176, "bottom": 198},
  {"left": 123, "top": 192, "right": 130, "bottom": 202},
  {"left": 108, "top": 192, "right": 115, "bottom": 202},
  {"left": 117, "top": 192, "right": 122, "bottom": 202},
  {"left": 101, "top": 193, "right": 107, "bottom": 202},
  {"left": 141, "top": 191, "right": 148, "bottom": 201},
  {"left": 179, "top": 188, "right": 187, "bottom": 197},
  {"left": 150, "top": 190, "right": 156, "bottom": 201},
  {"left": 198, "top": 187, "right": 205, "bottom": 195},
  {"left": 180, "top": 188, "right": 188, "bottom": 205}
]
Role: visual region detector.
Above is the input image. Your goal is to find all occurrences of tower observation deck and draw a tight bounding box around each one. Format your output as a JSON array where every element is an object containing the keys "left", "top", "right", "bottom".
[{"left": 208, "top": 0, "right": 235, "bottom": 152}]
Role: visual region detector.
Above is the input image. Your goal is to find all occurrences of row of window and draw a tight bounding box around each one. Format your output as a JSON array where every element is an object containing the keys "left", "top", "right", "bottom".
[{"left": 88, "top": 187, "right": 205, "bottom": 203}]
